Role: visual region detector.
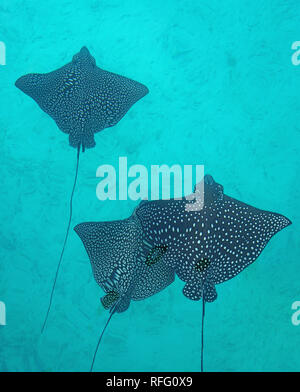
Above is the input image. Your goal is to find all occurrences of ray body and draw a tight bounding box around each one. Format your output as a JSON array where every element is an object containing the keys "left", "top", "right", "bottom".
[
  {"left": 135, "top": 175, "right": 291, "bottom": 302},
  {"left": 75, "top": 174, "right": 291, "bottom": 371},
  {"left": 74, "top": 218, "right": 175, "bottom": 371},
  {"left": 15, "top": 47, "right": 149, "bottom": 151},
  {"left": 135, "top": 174, "right": 291, "bottom": 370}
]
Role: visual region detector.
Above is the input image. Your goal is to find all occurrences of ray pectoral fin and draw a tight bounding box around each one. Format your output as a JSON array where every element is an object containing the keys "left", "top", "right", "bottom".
[
  {"left": 129, "top": 242, "right": 174, "bottom": 301},
  {"left": 15, "top": 73, "right": 45, "bottom": 98},
  {"left": 132, "top": 259, "right": 175, "bottom": 300}
]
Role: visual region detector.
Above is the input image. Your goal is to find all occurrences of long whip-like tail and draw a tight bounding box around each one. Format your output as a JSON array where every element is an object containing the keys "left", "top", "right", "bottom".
[
  {"left": 201, "top": 294, "right": 205, "bottom": 372},
  {"left": 90, "top": 306, "right": 117, "bottom": 372},
  {"left": 41, "top": 145, "right": 81, "bottom": 334}
]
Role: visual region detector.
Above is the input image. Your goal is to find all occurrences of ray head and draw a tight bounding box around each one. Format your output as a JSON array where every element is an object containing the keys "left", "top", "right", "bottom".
[{"left": 72, "top": 46, "right": 96, "bottom": 68}]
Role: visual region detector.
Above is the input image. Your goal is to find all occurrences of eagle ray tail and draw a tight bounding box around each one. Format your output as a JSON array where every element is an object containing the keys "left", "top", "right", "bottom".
[
  {"left": 41, "top": 144, "right": 81, "bottom": 334},
  {"left": 201, "top": 293, "right": 205, "bottom": 372},
  {"left": 90, "top": 306, "right": 117, "bottom": 372}
]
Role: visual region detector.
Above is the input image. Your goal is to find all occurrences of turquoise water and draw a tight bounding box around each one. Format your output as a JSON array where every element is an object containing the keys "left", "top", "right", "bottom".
[{"left": 0, "top": 0, "right": 299, "bottom": 372}]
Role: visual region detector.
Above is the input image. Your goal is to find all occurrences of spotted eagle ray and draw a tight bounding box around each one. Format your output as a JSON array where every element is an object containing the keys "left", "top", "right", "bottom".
[
  {"left": 15, "top": 47, "right": 149, "bottom": 332},
  {"left": 74, "top": 174, "right": 291, "bottom": 371},
  {"left": 74, "top": 218, "right": 175, "bottom": 371}
]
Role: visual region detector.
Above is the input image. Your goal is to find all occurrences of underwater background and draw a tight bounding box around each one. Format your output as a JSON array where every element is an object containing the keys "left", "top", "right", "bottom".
[{"left": 0, "top": 0, "right": 299, "bottom": 372}]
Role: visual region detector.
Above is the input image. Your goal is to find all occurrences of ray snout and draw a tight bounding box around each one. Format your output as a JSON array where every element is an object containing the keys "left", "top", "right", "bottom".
[{"left": 80, "top": 46, "right": 90, "bottom": 56}]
